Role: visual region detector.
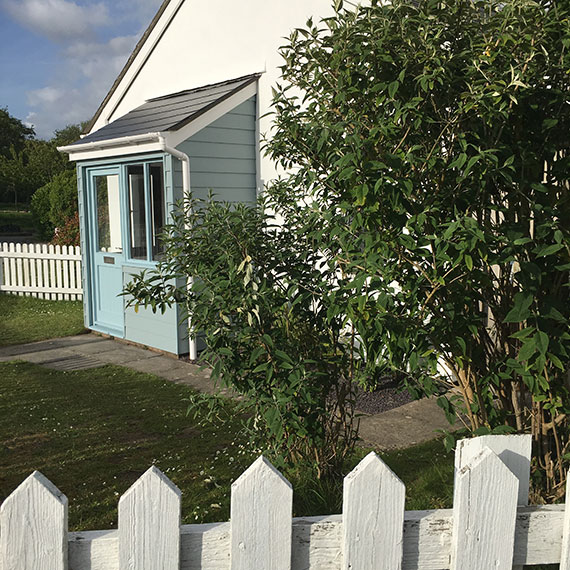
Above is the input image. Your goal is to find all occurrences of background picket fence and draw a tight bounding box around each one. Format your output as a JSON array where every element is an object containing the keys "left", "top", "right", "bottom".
[
  {"left": 1, "top": 434, "right": 570, "bottom": 569},
  {"left": 0, "top": 242, "right": 82, "bottom": 300}
]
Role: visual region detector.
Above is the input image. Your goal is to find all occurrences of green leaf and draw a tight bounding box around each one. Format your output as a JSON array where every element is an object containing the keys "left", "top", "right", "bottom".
[
  {"left": 388, "top": 80, "right": 399, "bottom": 99},
  {"left": 535, "top": 243, "right": 563, "bottom": 257},
  {"left": 449, "top": 153, "right": 467, "bottom": 169},
  {"left": 503, "top": 292, "right": 533, "bottom": 323},
  {"left": 518, "top": 339, "right": 536, "bottom": 362},
  {"left": 534, "top": 330, "right": 549, "bottom": 356}
]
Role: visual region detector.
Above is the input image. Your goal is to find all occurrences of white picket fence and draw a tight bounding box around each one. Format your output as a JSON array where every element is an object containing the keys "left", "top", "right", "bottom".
[
  {"left": 1, "top": 434, "right": 569, "bottom": 569},
  {"left": 0, "top": 242, "right": 82, "bottom": 300}
]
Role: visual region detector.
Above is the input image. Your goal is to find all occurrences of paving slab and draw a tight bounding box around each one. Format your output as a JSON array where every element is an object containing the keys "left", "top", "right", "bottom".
[
  {"left": 358, "top": 396, "right": 458, "bottom": 450},
  {"left": 42, "top": 354, "right": 104, "bottom": 371},
  {"left": 48, "top": 335, "right": 109, "bottom": 349},
  {"left": 11, "top": 347, "right": 76, "bottom": 364},
  {"left": 126, "top": 356, "right": 186, "bottom": 375},
  {"left": 94, "top": 345, "right": 162, "bottom": 365},
  {"left": 73, "top": 339, "right": 128, "bottom": 355}
]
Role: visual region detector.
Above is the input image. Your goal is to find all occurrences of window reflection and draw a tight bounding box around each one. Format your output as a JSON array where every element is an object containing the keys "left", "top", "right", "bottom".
[
  {"left": 128, "top": 165, "right": 147, "bottom": 260},
  {"left": 95, "top": 174, "right": 121, "bottom": 253}
]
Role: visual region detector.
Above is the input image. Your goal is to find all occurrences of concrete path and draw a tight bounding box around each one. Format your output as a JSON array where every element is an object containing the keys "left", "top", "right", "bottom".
[{"left": 0, "top": 333, "right": 456, "bottom": 450}]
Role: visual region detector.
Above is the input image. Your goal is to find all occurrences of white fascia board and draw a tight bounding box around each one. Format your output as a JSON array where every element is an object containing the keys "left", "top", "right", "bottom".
[
  {"left": 165, "top": 80, "right": 259, "bottom": 148},
  {"left": 61, "top": 140, "right": 165, "bottom": 162}
]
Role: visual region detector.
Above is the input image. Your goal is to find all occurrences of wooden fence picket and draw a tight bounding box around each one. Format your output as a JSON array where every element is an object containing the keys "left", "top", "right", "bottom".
[
  {"left": 22, "top": 243, "right": 30, "bottom": 296},
  {"left": 118, "top": 466, "right": 181, "bottom": 569},
  {"left": 451, "top": 447, "right": 518, "bottom": 570},
  {"left": 0, "top": 241, "right": 82, "bottom": 299},
  {"left": 561, "top": 470, "right": 570, "bottom": 570},
  {"left": 15, "top": 242, "right": 23, "bottom": 296},
  {"left": 456, "top": 434, "right": 532, "bottom": 570},
  {"left": 230, "top": 456, "right": 293, "bottom": 570},
  {"left": 455, "top": 434, "right": 532, "bottom": 505},
  {"left": 41, "top": 243, "right": 49, "bottom": 299},
  {"left": 0, "top": 471, "right": 68, "bottom": 570},
  {"left": 343, "top": 451, "right": 405, "bottom": 570}
]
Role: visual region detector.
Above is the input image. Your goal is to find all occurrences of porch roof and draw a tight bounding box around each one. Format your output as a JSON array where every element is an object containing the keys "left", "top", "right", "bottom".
[{"left": 67, "top": 74, "right": 259, "bottom": 147}]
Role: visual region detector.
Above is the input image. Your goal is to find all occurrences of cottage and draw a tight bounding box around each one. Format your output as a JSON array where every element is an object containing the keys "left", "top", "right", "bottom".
[{"left": 59, "top": 0, "right": 336, "bottom": 357}]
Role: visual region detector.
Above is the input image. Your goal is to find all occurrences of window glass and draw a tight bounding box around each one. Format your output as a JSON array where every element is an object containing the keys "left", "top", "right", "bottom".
[
  {"left": 149, "top": 162, "right": 165, "bottom": 260},
  {"left": 127, "top": 165, "right": 147, "bottom": 260},
  {"left": 95, "top": 174, "right": 121, "bottom": 252}
]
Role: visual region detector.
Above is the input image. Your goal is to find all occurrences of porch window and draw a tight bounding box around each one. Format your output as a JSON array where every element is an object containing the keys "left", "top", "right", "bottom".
[{"left": 127, "top": 161, "right": 165, "bottom": 262}]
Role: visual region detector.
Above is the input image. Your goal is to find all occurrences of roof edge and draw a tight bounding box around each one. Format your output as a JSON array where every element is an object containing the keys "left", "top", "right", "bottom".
[
  {"left": 58, "top": 132, "right": 163, "bottom": 154},
  {"left": 170, "top": 73, "right": 261, "bottom": 131}
]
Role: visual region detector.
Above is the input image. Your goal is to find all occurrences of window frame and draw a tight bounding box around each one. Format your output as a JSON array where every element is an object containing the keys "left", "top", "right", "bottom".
[{"left": 123, "top": 158, "right": 166, "bottom": 265}]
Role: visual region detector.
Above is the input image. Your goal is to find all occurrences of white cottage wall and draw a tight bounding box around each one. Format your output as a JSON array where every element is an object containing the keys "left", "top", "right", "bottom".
[{"left": 90, "top": 0, "right": 340, "bottom": 189}]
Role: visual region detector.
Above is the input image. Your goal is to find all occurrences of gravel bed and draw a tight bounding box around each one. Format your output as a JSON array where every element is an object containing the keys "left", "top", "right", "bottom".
[
  {"left": 354, "top": 376, "right": 414, "bottom": 415},
  {"left": 184, "top": 357, "right": 414, "bottom": 415}
]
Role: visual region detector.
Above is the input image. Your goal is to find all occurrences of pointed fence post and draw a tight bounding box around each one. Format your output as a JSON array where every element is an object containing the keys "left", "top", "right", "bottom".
[
  {"left": 118, "top": 466, "right": 181, "bottom": 569},
  {"left": 342, "top": 451, "right": 405, "bottom": 570},
  {"left": 0, "top": 471, "right": 68, "bottom": 570},
  {"left": 230, "top": 456, "right": 293, "bottom": 570},
  {"left": 455, "top": 434, "right": 532, "bottom": 505},
  {"left": 451, "top": 447, "right": 519, "bottom": 570},
  {"left": 455, "top": 434, "right": 531, "bottom": 570}
]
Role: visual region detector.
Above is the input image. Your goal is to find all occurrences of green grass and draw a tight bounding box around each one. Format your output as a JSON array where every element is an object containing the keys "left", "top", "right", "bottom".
[
  {"left": 0, "top": 294, "right": 86, "bottom": 346},
  {"left": 291, "top": 438, "right": 455, "bottom": 518},
  {"left": 0, "top": 209, "right": 35, "bottom": 235},
  {"left": 0, "top": 359, "right": 459, "bottom": 532},
  {"left": 0, "top": 361, "right": 255, "bottom": 530}
]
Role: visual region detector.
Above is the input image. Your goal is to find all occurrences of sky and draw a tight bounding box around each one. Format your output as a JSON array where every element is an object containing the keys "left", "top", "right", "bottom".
[{"left": 0, "top": 0, "right": 164, "bottom": 140}]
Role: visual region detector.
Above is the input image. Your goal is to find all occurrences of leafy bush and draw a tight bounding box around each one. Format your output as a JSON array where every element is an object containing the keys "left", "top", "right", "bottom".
[
  {"left": 266, "top": 0, "right": 570, "bottom": 497},
  {"left": 124, "top": 198, "right": 359, "bottom": 477},
  {"left": 52, "top": 212, "right": 80, "bottom": 247},
  {"left": 31, "top": 170, "right": 78, "bottom": 242}
]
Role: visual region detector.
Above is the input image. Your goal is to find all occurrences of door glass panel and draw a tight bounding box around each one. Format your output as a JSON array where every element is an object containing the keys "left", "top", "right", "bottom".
[
  {"left": 95, "top": 174, "right": 121, "bottom": 253},
  {"left": 149, "top": 162, "right": 165, "bottom": 260},
  {"left": 128, "top": 164, "right": 147, "bottom": 259}
]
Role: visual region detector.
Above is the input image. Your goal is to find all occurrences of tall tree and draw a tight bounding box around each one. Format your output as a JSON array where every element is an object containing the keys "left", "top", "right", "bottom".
[{"left": 0, "top": 108, "right": 34, "bottom": 159}]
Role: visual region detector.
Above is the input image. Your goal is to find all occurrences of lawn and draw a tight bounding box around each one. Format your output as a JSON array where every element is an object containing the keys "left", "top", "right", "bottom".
[
  {"left": 0, "top": 360, "right": 456, "bottom": 532},
  {"left": 0, "top": 293, "right": 86, "bottom": 346},
  {"left": 0, "top": 209, "right": 35, "bottom": 236}
]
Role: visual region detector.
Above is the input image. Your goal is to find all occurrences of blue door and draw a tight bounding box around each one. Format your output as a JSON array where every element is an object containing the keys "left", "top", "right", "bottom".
[{"left": 87, "top": 167, "right": 125, "bottom": 337}]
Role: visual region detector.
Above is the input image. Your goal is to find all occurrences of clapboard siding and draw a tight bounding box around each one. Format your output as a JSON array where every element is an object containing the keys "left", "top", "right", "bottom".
[
  {"left": 122, "top": 267, "right": 182, "bottom": 354},
  {"left": 178, "top": 97, "right": 257, "bottom": 204}
]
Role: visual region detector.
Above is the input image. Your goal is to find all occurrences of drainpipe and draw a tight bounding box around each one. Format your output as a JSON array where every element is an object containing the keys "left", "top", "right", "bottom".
[{"left": 158, "top": 135, "right": 198, "bottom": 361}]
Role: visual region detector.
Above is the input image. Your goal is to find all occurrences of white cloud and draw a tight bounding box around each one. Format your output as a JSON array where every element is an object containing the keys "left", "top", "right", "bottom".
[
  {"left": 26, "top": 33, "right": 139, "bottom": 138},
  {"left": 5, "top": 0, "right": 164, "bottom": 138},
  {"left": 2, "top": 0, "right": 109, "bottom": 42}
]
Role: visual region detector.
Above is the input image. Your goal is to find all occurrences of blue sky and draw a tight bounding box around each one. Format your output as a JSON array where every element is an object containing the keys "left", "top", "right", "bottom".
[{"left": 0, "top": 0, "right": 164, "bottom": 139}]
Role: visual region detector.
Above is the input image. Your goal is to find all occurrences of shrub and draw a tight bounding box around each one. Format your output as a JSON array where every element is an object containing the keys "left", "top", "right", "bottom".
[
  {"left": 124, "top": 198, "right": 360, "bottom": 477},
  {"left": 31, "top": 170, "right": 78, "bottom": 242}
]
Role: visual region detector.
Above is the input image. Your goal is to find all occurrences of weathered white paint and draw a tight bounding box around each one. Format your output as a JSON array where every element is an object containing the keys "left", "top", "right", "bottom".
[
  {"left": 561, "top": 470, "right": 570, "bottom": 570},
  {"left": 0, "top": 471, "right": 68, "bottom": 570},
  {"left": 454, "top": 433, "right": 532, "bottom": 570},
  {"left": 343, "top": 451, "right": 405, "bottom": 569},
  {"left": 3, "top": 436, "right": 568, "bottom": 570},
  {"left": 230, "top": 456, "right": 293, "bottom": 570},
  {"left": 455, "top": 434, "right": 532, "bottom": 505},
  {"left": 0, "top": 242, "right": 82, "bottom": 300},
  {"left": 66, "top": 506, "right": 567, "bottom": 570},
  {"left": 118, "top": 466, "right": 181, "bottom": 570},
  {"left": 451, "top": 447, "right": 518, "bottom": 570}
]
